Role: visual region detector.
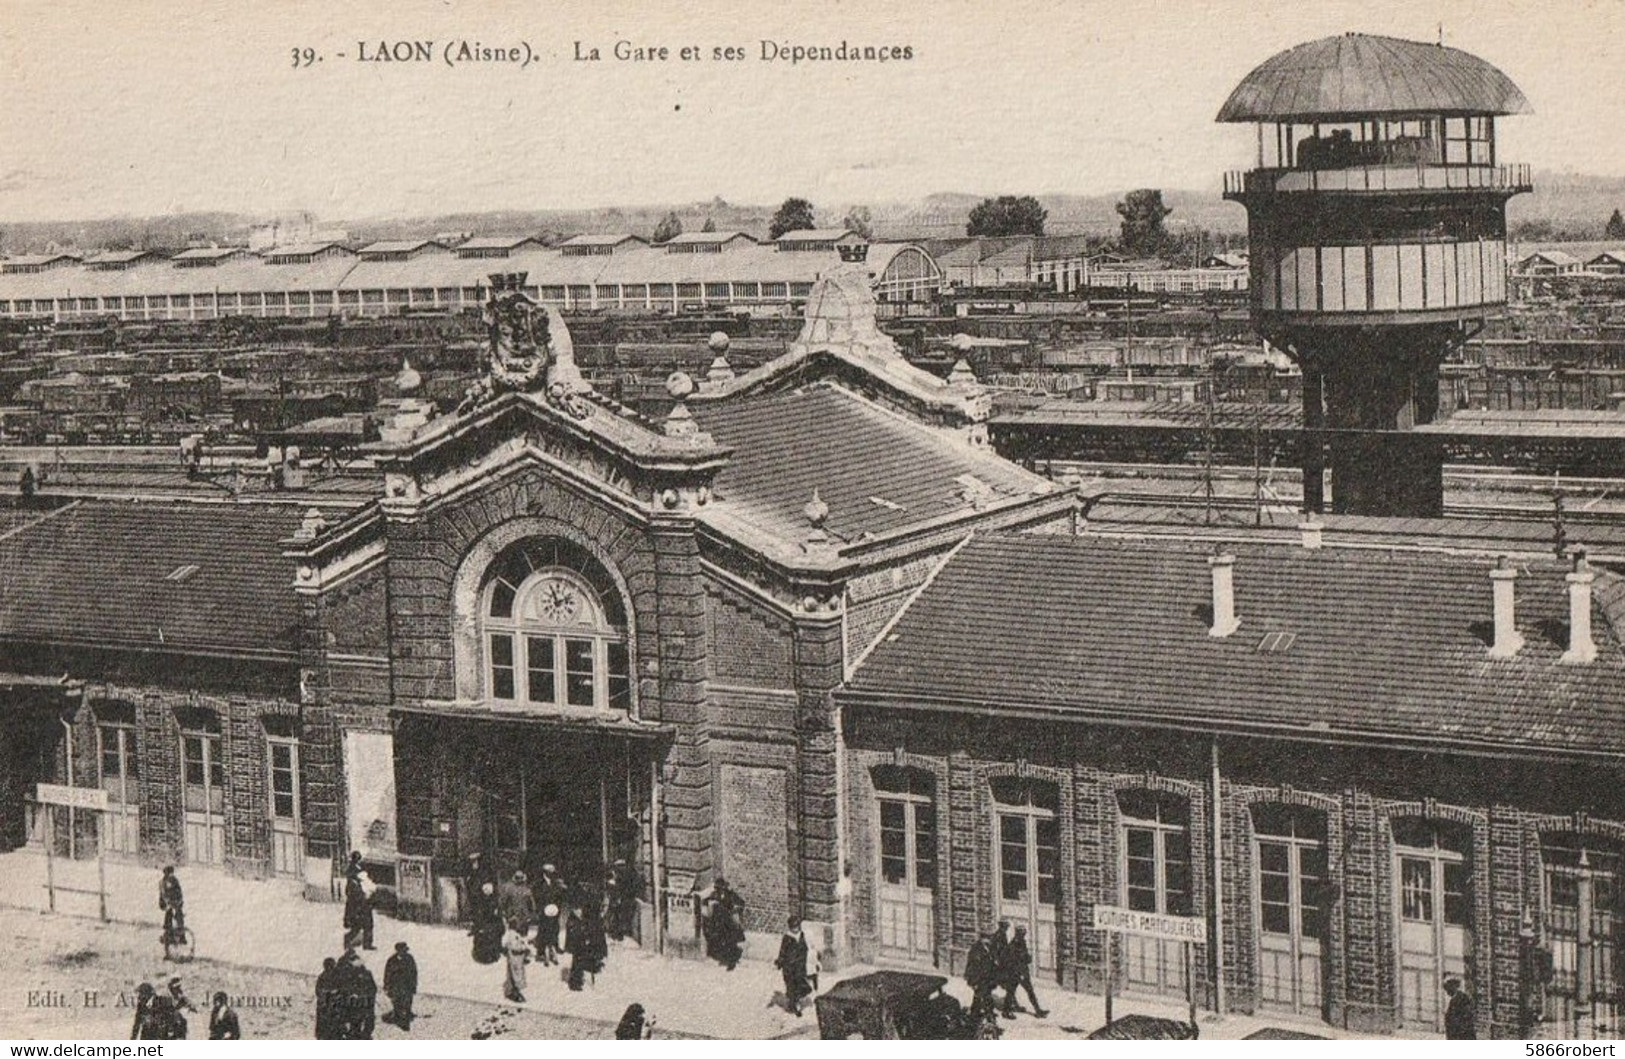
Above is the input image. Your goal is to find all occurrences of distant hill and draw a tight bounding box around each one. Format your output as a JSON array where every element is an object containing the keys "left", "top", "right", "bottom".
[{"left": 3, "top": 171, "right": 1623, "bottom": 253}]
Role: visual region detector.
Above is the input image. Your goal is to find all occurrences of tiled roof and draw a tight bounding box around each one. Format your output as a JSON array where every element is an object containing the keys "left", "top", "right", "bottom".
[
  {"left": 691, "top": 383, "right": 1050, "bottom": 547},
  {"left": 844, "top": 533, "right": 1625, "bottom": 757},
  {"left": 0, "top": 499, "right": 307, "bottom": 656}
]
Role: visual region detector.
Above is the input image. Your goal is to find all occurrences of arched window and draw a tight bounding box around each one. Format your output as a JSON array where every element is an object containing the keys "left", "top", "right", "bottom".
[{"left": 480, "top": 539, "right": 631, "bottom": 712}]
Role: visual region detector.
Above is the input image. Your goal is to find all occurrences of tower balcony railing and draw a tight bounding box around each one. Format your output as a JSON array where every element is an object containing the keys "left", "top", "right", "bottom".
[{"left": 1224, "top": 163, "right": 1533, "bottom": 198}]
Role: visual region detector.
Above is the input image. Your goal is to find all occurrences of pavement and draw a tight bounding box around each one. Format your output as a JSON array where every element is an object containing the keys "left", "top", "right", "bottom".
[{"left": 0, "top": 848, "right": 1374, "bottom": 1040}]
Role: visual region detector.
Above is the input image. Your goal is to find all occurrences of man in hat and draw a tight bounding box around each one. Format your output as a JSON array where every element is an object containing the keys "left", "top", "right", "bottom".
[
  {"left": 774, "top": 916, "right": 812, "bottom": 1016},
  {"left": 499, "top": 869, "right": 536, "bottom": 938},
  {"left": 338, "top": 948, "right": 377, "bottom": 1040},
  {"left": 167, "top": 977, "right": 198, "bottom": 1039},
  {"left": 130, "top": 983, "right": 158, "bottom": 1041},
  {"left": 965, "top": 930, "right": 998, "bottom": 1022},
  {"left": 990, "top": 920, "right": 1015, "bottom": 1018},
  {"left": 533, "top": 863, "right": 566, "bottom": 964},
  {"left": 703, "top": 878, "right": 746, "bottom": 971},
  {"left": 314, "top": 957, "right": 339, "bottom": 1039},
  {"left": 343, "top": 852, "right": 375, "bottom": 951},
  {"left": 158, "top": 867, "right": 185, "bottom": 945},
  {"left": 383, "top": 941, "right": 418, "bottom": 1031},
  {"left": 208, "top": 991, "right": 241, "bottom": 1040},
  {"left": 1001, "top": 925, "right": 1048, "bottom": 1018},
  {"left": 1444, "top": 976, "right": 1476, "bottom": 1040}
]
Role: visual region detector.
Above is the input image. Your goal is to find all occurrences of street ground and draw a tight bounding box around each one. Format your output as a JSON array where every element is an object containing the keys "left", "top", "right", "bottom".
[
  {"left": 0, "top": 849, "right": 1377, "bottom": 1040},
  {"left": 0, "top": 909, "right": 627, "bottom": 1040}
]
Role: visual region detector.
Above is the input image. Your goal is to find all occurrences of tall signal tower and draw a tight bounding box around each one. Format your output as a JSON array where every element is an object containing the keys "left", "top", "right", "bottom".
[{"left": 1219, "top": 33, "right": 1531, "bottom": 516}]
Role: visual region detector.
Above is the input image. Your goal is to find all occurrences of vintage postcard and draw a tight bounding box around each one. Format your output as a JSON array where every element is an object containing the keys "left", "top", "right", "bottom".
[{"left": 0, "top": 0, "right": 1622, "bottom": 1044}]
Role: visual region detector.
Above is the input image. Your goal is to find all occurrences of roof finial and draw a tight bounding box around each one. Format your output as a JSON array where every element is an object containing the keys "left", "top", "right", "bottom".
[
  {"left": 663, "top": 371, "right": 699, "bottom": 437},
  {"left": 1437, "top": 22, "right": 1444, "bottom": 46},
  {"left": 803, "top": 489, "right": 831, "bottom": 552}
]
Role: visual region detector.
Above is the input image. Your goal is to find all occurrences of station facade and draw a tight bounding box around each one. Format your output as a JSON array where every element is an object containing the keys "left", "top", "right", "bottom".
[{"left": 2, "top": 268, "right": 1624, "bottom": 1039}]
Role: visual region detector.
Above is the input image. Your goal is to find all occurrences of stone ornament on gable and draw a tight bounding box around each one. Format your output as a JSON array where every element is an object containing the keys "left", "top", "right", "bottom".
[{"left": 458, "top": 272, "right": 593, "bottom": 420}]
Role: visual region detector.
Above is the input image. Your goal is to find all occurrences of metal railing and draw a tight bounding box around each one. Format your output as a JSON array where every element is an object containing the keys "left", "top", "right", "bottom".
[{"left": 1225, "top": 163, "right": 1532, "bottom": 197}]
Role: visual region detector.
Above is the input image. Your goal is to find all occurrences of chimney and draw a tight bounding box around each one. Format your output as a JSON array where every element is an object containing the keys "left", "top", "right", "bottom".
[
  {"left": 1487, "top": 556, "right": 1523, "bottom": 659},
  {"left": 1562, "top": 551, "right": 1597, "bottom": 665},
  {"left": 1299, "top": 520, "right": 1324, "bottom": 550},
  {"left": 1209, "top": 553, "right": 1240, "bottom": 637}
]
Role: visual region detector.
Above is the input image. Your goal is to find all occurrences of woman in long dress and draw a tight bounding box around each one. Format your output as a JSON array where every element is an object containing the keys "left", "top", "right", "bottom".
[
  {"left": 471, "top": 882, "right": 504, "bottom": 965},
  {"left": 501, "top": 918, "right": 532, "bottom": 1003}
]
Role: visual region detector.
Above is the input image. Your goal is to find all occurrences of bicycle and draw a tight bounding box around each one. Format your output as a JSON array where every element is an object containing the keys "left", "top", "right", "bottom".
[{"left": 161, "top": 924, "right": 195, "bottom": 963}]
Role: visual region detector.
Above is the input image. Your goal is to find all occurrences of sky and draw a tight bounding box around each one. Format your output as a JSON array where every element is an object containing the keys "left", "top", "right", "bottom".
[{"left": 0, "top": 0, "right": 1621, "bottom": 222}]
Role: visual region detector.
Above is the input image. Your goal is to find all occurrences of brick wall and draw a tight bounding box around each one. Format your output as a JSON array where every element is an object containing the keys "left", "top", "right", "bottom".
[
  {"left": 706, "top": 583, "right": 793, "bottom": 688},
  {"left": 718, "top": 761, "right": 789, "bottom": 933},
  {"left": 843, "top": 706, "right": 1625, "bottom": 1039}
]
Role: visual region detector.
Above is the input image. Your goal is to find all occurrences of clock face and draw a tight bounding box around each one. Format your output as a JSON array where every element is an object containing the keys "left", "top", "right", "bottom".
[{"left": 534, "top": 579, "right": 582, "bottom": 625}]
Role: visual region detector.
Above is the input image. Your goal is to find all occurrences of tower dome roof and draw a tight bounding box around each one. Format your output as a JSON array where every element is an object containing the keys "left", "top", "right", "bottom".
[{"left": 1217, "top": 33, "right": 1531, "bottom": 123}]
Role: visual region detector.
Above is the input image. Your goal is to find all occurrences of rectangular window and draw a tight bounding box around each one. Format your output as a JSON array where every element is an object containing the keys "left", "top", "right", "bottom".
[
  {"left": 704, "top": 283, "right": 730, "bottom": 300},
  {"left": 526, "top": 635, "right": 557, "bottom": 704},
  {"left": 490, "top": 633, "right": 516, "bottom": 699},
  {"left": 1402, "top": 857, "right": 1433, "bottom": 921},
  {"left": 181, "top": 731, "right": 224, "bottom": 813},
  {"left": 607, "top": 640, "right": 630, "bottom": 711},
  {"left": 1000, "top": 814, "right": 1029, "bottom": 901},
  {"left": 565, "top": 638, "right": 596, "bottom": 707},
  {"left": 881, "top": 799, "right": 908, "bottom": 884},
  {"left": 915, "top": 800, "right": 938, "bottom": 891},
  {"left": 269, "top": 741, "right": 296, "bottom": 819}
]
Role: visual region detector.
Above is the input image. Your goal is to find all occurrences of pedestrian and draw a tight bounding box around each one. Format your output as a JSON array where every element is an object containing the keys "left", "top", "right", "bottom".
[
  {"left": 143, "top": 987, "right": 184, "bottom": 1041},
  {"left": 566, "top": 902, "right": 606, "bottom": 991},
  {"left": 965, "top": 931, "right": 997, "bottom": 1022},
  {"left": 466, "top": 852, "right": 497, "bottom": 921},
  {"left": 605, "top": 858, "right": 639, "bottom": 941},
  {"left": 314, "top": 956, "right": 339, "bottom": 1039},
  {"left": 990, "top": 920, "right": 1015, "bottom": 1018},
  {"left": 502, "top": 917, "right": 533, "bottom": 1003},
  {"left": 130, "top": 983, "right": 157, "bottom": 1041},
  {"left": 499, "top": 870, "right": 537, "bottom": 939},
  {"left": 1001, "top": 925, "right": 1048, "bottom": 1018},
  {"left": 1444, "top": 976, "right": 1476, "bottom": 1040},
  {"left": 343, "top": 852, "right": 376, "bottom": 951},
  {"left": 208, "top": 991, "right": 241, "bottom": 1040},
  {"left": 703, "top": 878, "right": 746, "bottom": 971},
  {"left": 383, "top": 941, "right": 418, "bottom": 1030},
  {"left": 774, "top": 916, "right": 812, "bottom": 1016},
  {"left": 338, "top": 949, "right": 377, "bottom": 1040},
  {"left": 470, "top": 881, "right": 504, "bottom": 965},
  {"left": 615, "top": 1003, "right": 655, "bottom": 1039},
  {"left": 159, "top": 866, "right": 185, "bottom": 945},
  {"left": 167, "top": 977, "right": 197, "bottom": 1039},
  {"left": 534, "top": 863, "right": 566, "bottom": 965}
]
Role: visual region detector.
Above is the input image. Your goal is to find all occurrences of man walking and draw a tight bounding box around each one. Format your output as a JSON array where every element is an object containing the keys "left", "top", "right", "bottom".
[
  {"left": 774, "top": 916, "right": 812, "bottom": 1016},
  {"left": 158, "top": 867, "right": 185, "bottom": 945},
  {"left": 990, "top": 920, "right": 1015, "bottom": 1018},
  {"left": 1001, "top": 925, "right": 1048, "bottom": 1018},
  {"left": 534, "top": 864, "right": 566, "bottom": 965},
  {"left": 383, "top": 941, "right": 418, "bottom": 1031},
  {"left": 499, "top": 870, "right": 537, "bottom": 940},
  {"left": 965, "top": 930, "right": 997, "bottom": 1022},
  {"left": 343, "top": 853, "right": 375, "bottom": 951},
  {"left": 1444, "top": 976, "right": 1476, "bottom": 1040},
  {"left": 208, "top": 992, "right": 241, "bottom": 1040}
]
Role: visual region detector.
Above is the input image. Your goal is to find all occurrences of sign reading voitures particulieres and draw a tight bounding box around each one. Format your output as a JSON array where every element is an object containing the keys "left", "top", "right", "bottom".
[{"left": 1091, "top": 904, "right": 1206, "bottom": 943}]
